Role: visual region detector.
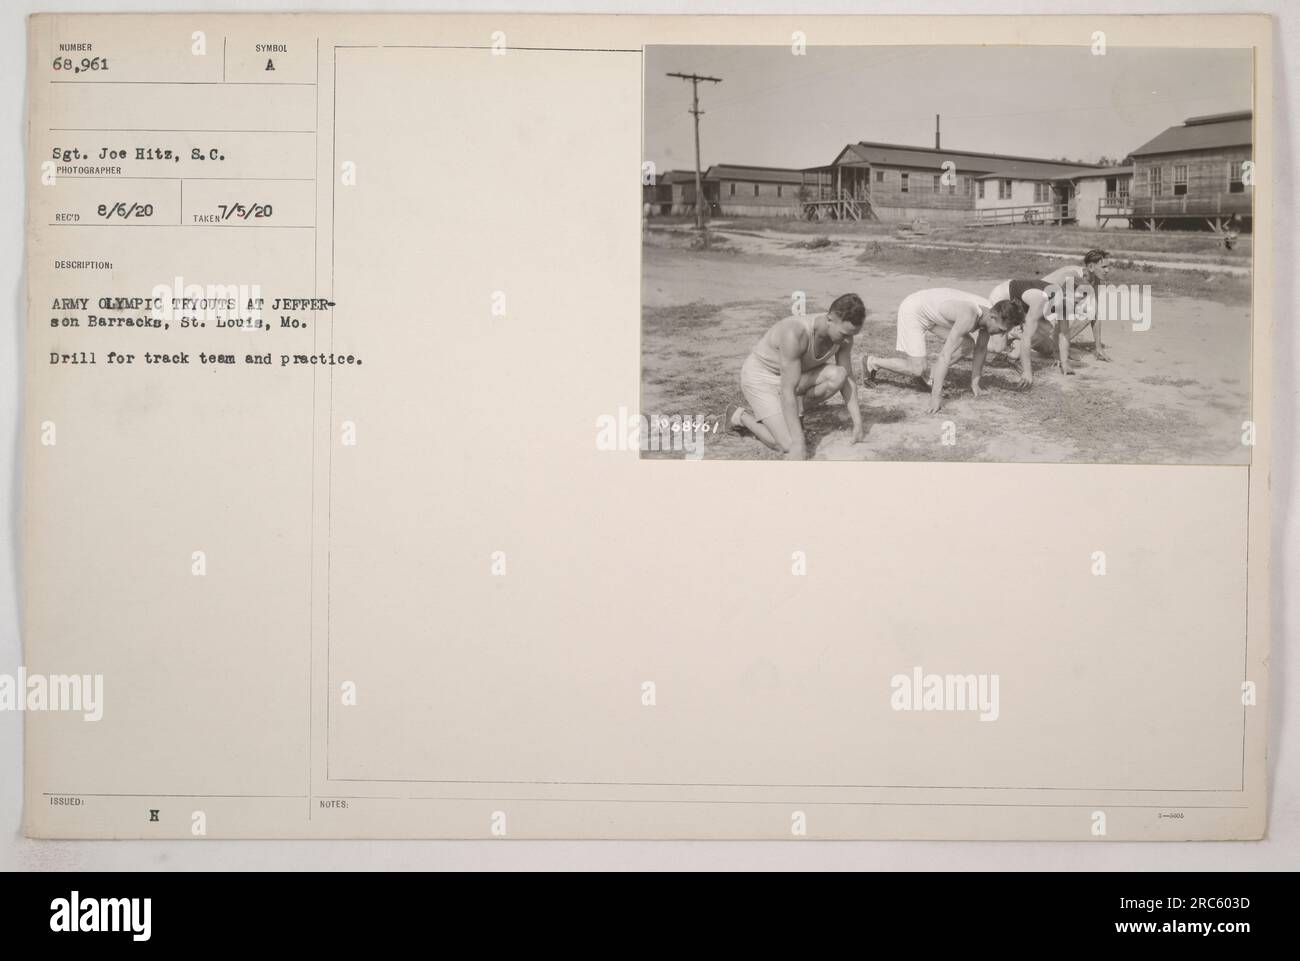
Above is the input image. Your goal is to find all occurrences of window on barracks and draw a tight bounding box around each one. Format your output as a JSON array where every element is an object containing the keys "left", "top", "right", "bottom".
[{"left": 1228, "top": 161, "right": 1246, "bottom": 193}]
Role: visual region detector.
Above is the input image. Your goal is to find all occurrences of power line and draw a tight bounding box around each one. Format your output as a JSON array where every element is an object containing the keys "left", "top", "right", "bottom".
[{"left": 667, "top": 71, "right": 722, "bottom": 230}]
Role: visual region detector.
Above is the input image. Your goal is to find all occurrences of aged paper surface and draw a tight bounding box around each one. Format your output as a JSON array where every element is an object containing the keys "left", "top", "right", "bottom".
[{"left": 22, "top": 13, "right": 1270, "bottom": 839}]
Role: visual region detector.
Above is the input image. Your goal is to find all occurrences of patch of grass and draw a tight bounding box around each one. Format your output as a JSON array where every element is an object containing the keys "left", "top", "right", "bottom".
[
  {"left": 788, "top": 235, "right": 836, "bottom": 250},
  {"left": 849, "top": 245, "right": 1250, "bottom": 306},
  {"left": 1139, "top": 375, "right": 1197, "bottom": 388},
  {"left": 647, "top": 214, "right": 1253, "bottom": 259},
  {"left": 854, "top": 242, "right": 1058, "bottom": 281},
  {"left": 870, "top": 405, "right": 910, "bottom": 424},
  {"left": 1010, "top": 380, "right": 1186, "bottom": 461},
  {"left": 643, "top": 226, "right": 738, "bottom": 255},
  {"left": 648, "top": 214, "right": 897, "bottom": 238},
  {"left": 1207, "top": 397, "right": 1247, "bottom": 414},
  {"left": 642, "top": 301, "right": 722, "bottom": 336},
  {"left": 688, "top": 231, "right": 730, "bottom": 251}
]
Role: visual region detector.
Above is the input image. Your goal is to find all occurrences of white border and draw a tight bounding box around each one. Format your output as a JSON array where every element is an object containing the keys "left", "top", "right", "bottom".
[{"left": 1, "top": 0, "right": 1294, "bottom": 870}]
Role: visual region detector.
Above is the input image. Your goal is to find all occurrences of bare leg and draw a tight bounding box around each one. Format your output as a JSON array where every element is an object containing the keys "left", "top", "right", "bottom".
[
  {"left": 1068, "top": 317, "right": 1094, "bottom": 340},
  {"left": 738, "top": 411, "right": 784, "bottom": 452},
  {"left": 1003, "top": 329, "right": 1024, "bottom": 363},
  {"left": 1069, "top": 317, "right": 1109, "bottom": 359},
  {"left": 738, "top": 365, "right": 846, "bottom": 454},
  {"left": 1056, "top": 317, "right": 1073, "bottom": 375},
  {"left": 799, "top": 364, "right": 847, "bottom": 408},
  {"left": 1028, "top": 324, "right": 1056, "bottom": 357},
  {"left": 757, "top": 413, "right": 794, "bottom": 454},
  {"left": 950, "top": 337, "right": 975, "bottom": 363},
  {"left": 865, "top": 353, "right": 927, "bottom": 385}
]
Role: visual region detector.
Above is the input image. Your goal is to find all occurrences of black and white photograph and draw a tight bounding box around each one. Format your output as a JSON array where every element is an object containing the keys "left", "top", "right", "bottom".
[
  {"left": 641, "top": 45, "right": 1254, "bottom": 462},
  {"left": 0, "top": 1, "right": 1291, "bottom": 915}
]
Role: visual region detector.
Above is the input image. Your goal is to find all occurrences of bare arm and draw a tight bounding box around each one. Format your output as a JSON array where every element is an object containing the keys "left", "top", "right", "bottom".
[
  {"left": 1042, "top": 265, "right": 1082, "bottom": 287},
  {"left": 1090, "top": 293, "right": 1108, "bottom": 360},
  {"left": 971, "top": 327, "right": 990, "bottom": 396},
  {"left": 1018, "top": 301, "right": 1043, "bottom": 387},
  {"left": 777, "top": 326, "right": 806, "bottom": 459},
  {"left": 928, "top": 305, "right": 979, "bottom": 413},
  {"left": 836, "top": 340, "right": 864, "bottom": 442},
  {"left": 1068, "top": 290, "right": 1096, "bottom": 339},
  {"left": 1056, "top": 305, "right": 1073, "bottom": 375}
]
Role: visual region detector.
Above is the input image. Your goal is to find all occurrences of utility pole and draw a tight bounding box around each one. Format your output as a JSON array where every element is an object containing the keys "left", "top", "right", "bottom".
[{"left": 667, "top": 71, "right": 722, "bottom": 230}]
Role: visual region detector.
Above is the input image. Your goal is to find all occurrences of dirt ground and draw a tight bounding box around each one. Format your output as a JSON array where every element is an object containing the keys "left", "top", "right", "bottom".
[
  {"left": 651, "top": 214, "right": 1254, "bottom": 266},
  {"left": 640, "top": 225, "right": 1253, "bottom": 463}
]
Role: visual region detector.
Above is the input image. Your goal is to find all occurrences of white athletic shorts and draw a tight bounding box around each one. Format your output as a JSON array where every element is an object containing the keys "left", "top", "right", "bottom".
[
  {"left": 740, "top": 354, "right": 786, "bottom": 424},
  {"left": 895, "top": 296, "right": 936, "bottom": 359}
]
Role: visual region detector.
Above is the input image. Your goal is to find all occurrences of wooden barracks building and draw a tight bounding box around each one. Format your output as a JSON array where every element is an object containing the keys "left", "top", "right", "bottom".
[
  {"left": 1115, "top": 110, "right": 1253, "bottom": 231},
  {"left": 649, "top": 143, "right": 1110, "bottom": 225},
  {"left": 800, "top": 141, "right": 1105, "bottom": 224},
  {"left": 642, "top": 165, "right": 807, "bottom": 218},
  {"left": 645, "top": 110, "right": 1251, "bottom": 231}
]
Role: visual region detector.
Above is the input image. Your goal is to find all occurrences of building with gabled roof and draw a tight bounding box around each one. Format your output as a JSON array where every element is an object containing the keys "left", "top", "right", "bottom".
[
  {"left": 644, "top": 169, "right": 694, "bottom": 216},
  {"left": 702, "top": 164, "right": 805, "bottom": 217},
  {"left": 1120, "top": 110, "right": 1253, "bottom": 230},
  {"left": 1130, "top": 110, "right": 1252, "bottom": 158},
  {"left": 658, "top": 164, "right": 807, "bottom": 218},
  {"left": 644, "top": 110, "right": 1250, "bottom": 231},
  {"left": 801, "top": 140, "right": 1108, "bottom": 224}
]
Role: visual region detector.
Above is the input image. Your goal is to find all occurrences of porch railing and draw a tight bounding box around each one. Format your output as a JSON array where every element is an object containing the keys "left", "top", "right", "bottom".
[{"left": 966, "top": 203, "right": 1071, "bottom": 227}]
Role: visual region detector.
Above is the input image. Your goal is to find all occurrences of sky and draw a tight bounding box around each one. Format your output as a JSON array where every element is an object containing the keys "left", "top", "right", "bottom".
[{"left": 643, "top": 45, "right": 1252, "bottom": 173}]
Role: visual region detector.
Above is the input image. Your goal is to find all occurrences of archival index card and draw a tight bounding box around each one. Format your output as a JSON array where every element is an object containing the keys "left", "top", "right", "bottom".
[{"left": 22, "top": 13, "right": 1271, "bottom": 839}]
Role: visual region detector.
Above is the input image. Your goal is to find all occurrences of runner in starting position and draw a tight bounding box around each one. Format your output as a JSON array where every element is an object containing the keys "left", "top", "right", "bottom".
[
  {"left": 992, "top": 248, "right": 1112, "bottom": 368},
  {"left": 727, "top": 293, "right": 867, "bottom": 460},
  {"left": 863, "top": 288, "right": 1026, "bottom": 412}
]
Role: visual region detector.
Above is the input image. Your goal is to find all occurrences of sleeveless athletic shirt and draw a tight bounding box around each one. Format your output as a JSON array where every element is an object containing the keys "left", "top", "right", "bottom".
[
  {"left": 1008, "top": 279, "right": 1053, "bottom": 303},
  {"left": 907, "top": 288, "right": 988, "bottom": 329},
  {"left": 751, "top": 314, "right": 838, "bottom": 375}
]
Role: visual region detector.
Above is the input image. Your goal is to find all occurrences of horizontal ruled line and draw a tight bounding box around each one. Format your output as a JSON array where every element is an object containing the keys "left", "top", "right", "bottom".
[
  {"left": 57, "top": 176, "right": 314, "bottom": 181},
  {"left": 376, "top": 45, "right": 641, "bottom": 52},
  {"left": 50, "top": 80, "right": 317, "bottom": 86},
  {"left": 48, "top": 223, "right": 315, "bottom": 229},
  {"left": 43, "top": 792, "right": 305, "bottom": 799},
  {"left": 51, "top": 127, "right": 316, "bottom": 134},
  {"left": 326, "top": 775, "right": 1247, "bottom": 792}
]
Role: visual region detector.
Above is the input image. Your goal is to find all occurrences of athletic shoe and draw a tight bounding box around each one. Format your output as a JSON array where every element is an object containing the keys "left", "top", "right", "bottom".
[{"left": 724, "top": 404, "right": 746, "bottom": 433}]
